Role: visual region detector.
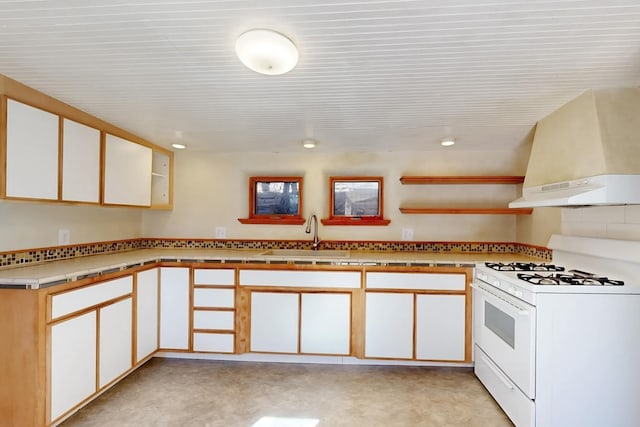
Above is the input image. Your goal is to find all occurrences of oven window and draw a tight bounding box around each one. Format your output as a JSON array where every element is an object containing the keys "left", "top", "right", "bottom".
[{"left": 484, "top": 301, "right": 515, "bottom": 348}]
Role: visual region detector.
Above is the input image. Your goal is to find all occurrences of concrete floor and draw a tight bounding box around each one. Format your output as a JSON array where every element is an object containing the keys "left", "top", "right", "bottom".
[{"left": 61, "top": 358, "right": 513, "bottom": 427}]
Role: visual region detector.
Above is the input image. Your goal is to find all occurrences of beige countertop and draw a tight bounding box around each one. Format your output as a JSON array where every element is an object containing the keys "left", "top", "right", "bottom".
[{"left": 0, "top": 248, "right": 542, "bottom": 289}]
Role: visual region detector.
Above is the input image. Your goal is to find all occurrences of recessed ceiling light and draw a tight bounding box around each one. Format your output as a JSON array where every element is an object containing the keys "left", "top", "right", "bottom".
[
  {"left": 235, "top": 29, "right": 299, "bottom": 75},
  {"left": 302, "top": 139, "right": 318, "bottom": 149},
  {"left": 440, "top": 138, "right": 455, "bottom": 147},
  {"left": 171, "top": 143, "right": 186, "bottom": 149}
]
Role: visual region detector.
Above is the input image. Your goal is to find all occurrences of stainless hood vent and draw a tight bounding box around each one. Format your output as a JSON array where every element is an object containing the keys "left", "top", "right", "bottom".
[{"left": 510, "top": 88, "right": 640, "bottom": 208}]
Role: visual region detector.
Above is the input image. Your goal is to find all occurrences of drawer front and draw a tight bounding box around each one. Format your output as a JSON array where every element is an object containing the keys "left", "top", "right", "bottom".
[
  {"left": 193, "top": 333, "right": 234, "bottom": 353},
  {"left": 193, "top": 288, "right": 235, "bottom": 308},
  {"left": 193, "top": 310, "right": 234, "bottom": 330},
  {"left": 365, "top": 272, "right": 465, "bottom": 291},
  {"left": 51, "top": 276, "right": 133, "bottom": 319},
  {"left": 193, "top": 269, "right": 235, "bottom": 286},
  {"left": 239, "top": 270, "right": 361, "bottom": 288}
]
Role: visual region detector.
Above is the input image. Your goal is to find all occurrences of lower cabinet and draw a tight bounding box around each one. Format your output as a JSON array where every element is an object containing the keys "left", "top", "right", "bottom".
[
  {"left": 250, "top": 291, "right": 351, "bottom": 355},
  {"left": 50, "top": 311, "right": 97, "bottom": 422},
  {"left": 98, "top": 298, "right": 133, "bottom": 388},
  {"left": 159, "top": 267, "right": 190, "bottom": 350},
  {"left": 250, "top": 292, "right": 299, "bottom": 353},
  {"left": 415, "top": 294, "right": 466, "bottom": 361},
  {"left": 365, "top": 293, "right": 414, "bottom": 359},
  {"left": 135, "top": 268, "right": 159, "bottom": 362}
]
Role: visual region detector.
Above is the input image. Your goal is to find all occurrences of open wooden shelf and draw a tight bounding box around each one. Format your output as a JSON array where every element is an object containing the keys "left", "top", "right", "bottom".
[
  {"left": 399, "top": 207, "right": 533, "bottom": 215},
  {"left": 399, "top": 175, "right": 525, "bottom": 185},
  {"left": 399, "top": 175, "right": 530, "bottom": 215}
]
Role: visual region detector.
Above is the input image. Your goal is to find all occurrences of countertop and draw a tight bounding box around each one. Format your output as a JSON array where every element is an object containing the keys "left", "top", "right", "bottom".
[{"left": 0, "top": 248, "right": 542, "bottom": 289}]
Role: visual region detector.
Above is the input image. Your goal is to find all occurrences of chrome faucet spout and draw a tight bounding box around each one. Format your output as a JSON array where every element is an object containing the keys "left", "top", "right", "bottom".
[{"left": 305, "top": 214, "right": 321, "bottom": 250}]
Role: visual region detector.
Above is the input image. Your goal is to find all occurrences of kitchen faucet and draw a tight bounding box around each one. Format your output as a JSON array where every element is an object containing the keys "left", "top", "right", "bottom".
[{"left": 305, "top": 214, "right": 321, "bottom": 250}]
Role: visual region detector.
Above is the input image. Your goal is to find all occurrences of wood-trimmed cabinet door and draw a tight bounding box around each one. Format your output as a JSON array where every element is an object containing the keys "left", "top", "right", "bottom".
[
  {"left": 364, "top": 292, "right": 414, "bottom": 359},
  {"left": 103, "top": 133, "right": 152, "bottom": 206},
  {"left": 49, "top": 311, "right": 97, "bottom": 423},
  {"left": 98, "top": 298, "right": 133, "bottom": 388},
  {"left": 250, "top": 292, "right": 299, "bottom": 353},
  {"left": 300, "top": 293, "right": 351, "bottom": 355},
  {"left": 415, "top": 294, "right": 466, "bottom": 361},
  {"left": 4, "top": 98, "right": 59, "bottom": 200},
  {"left": 61, "top": 118, "right": 101, "bottom": 203},
  {"left": 159, "top": 267, "right": 190, "bottom": 350},
  {"left": 136, "top": 268, "right": 159, "bottom": 362}
]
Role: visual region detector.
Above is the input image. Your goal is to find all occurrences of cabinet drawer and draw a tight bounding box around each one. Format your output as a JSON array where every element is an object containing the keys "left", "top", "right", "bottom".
[
  {"left": 51, "top": 276, "right": 133, "bottom": 320},
  {"left": 365, "top": 272, "right": 465, "bottom": 291},
  {"left": 239, "top": 270, "right": 361, "bottom": 288},
  {"left": 193, "top": 269, "right": 235, "bottom": 286},
  {"left": 193, "top": 310, "right": 234, "bottom": 330},
  {"left": 193, "top": 288, "right": 235, "bottom": 308},
  {"left": 193, "top": 333, "right": 234, "bottom": 353}
]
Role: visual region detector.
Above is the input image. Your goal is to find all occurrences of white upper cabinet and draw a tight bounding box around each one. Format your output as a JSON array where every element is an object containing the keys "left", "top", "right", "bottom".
[
  {"left": 103, "top": 134, "right": 152, "bottom": 206},
  {"left": 5, "top": 99, "right": 59, "bottom": 200},
  {"left": 61, "top": 118, "right": 101, "bottom": 203}
]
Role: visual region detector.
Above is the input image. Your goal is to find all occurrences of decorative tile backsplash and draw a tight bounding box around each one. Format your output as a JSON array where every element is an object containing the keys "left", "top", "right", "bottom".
[{"left": 0, "top": 238, "right": 550, "bottom": 269}]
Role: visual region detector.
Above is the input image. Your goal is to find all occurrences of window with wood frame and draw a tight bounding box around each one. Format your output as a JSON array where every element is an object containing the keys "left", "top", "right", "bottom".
[{"left": 238, "top": 176, "right": 305, "bottom": 225}]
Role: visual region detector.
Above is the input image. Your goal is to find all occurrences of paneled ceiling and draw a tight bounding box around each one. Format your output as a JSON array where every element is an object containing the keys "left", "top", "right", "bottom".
[{"left": 1, "top": 0, "right": 639, "bottom": 152}]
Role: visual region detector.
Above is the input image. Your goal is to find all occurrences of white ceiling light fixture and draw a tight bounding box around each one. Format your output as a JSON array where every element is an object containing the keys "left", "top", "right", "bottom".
[
  {"left": 440, "top": 138, "right": 455, "bottom": 147},
  {"left": 235, "top": 29, "right": 299, "bottom": 75},
  {"left": 302, "top": 139, "right": 318, "bottom": 149},
  {"left": 171, "top": 143, "right": 186, "bottom": 149}
]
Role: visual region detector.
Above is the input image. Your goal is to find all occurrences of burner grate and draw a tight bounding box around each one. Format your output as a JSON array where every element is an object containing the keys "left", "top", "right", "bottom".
[
  {"left": 485, "top": 262, "right": 565, "bottom": 272},
  {"left": 517, "top": 272, "right": 624, "bottom": 286}
]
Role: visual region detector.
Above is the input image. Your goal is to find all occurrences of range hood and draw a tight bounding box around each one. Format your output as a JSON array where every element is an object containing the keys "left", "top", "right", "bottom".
[{"left": 510, "top": 88, "right": 640, "bottom": 208}]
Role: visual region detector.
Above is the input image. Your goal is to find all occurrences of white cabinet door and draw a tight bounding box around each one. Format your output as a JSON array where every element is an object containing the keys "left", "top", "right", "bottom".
[
  {"left": 98, "top": 298, "right": 133, "bottom": 388},
  {"left": 415, "top": 294, "right": 466, "bottom": 361},
  {"left": 300, "top": 293, "right": 351, "bottom": 355},
  {"left": 159, "top": 267, "right": 190, "bottom": 350},
  {"left": 103, "top": 134, "right": 152, "bottom": 206},
  {"left": 365, "top": 292, "right": 414, "bottom": 359},
  {"left": 61, "top": 118, "right": 101, "bottom": 203},
  {"left": 136, "top": 268, "right": 159, "bottom": 362},
  {"left": 50, "top": 311, "right": 97, "bottom": 422},
  {"left": 250, "top": 292, "right": 299, "bottom": 353},
  {"left": 5, "top": 99, "right": 59, "bottom": 199}
]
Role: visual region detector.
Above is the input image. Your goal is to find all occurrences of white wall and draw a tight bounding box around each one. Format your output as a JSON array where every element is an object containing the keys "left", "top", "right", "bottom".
[
  {"left": 143, "top": 149, "right": 533, "bottom": 242},
  {"left": 0, "top": 201, "right": 143, "bottom": 251},
  {"left": 561, "top": 205, "right": 640, "bottom": 241}
]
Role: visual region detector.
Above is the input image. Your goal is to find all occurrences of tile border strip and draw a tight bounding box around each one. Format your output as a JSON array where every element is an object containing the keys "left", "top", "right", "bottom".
[{"left": 0, "top": 238, "right": 551, "bottom": 269}]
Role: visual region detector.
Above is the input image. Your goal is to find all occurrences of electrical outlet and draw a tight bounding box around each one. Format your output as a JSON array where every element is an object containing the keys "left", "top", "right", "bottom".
[
  {"left": 215, "top": 227, "right": 226, "bottom": 239},
  {"left": 58, "top": 229, "right": 70, "bottom": 245},
  {"left": 401, "top": 228, "right": 414, "bottom": 241}
]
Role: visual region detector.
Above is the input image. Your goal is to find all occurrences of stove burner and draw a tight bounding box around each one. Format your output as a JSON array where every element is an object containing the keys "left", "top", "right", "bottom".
[
  {"left": 517, "top": 272, "right": 624, "bottom": 286},
  {"left": 485, "top": 262, "right": 565, "bottom": 272}
]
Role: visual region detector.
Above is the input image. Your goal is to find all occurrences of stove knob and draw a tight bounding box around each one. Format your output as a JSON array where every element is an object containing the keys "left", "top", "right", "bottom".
[
  {"left": 492, "top": 280, "right": 501, "bottom": 288},
  {"left": 507, "top": 287, "right": 515, "bottom": 295},
  {"left": 515, "top": 290, "right": 524, "bottom": 298}
]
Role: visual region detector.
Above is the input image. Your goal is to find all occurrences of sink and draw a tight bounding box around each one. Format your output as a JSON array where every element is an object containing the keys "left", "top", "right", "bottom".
[{"left": 259, "top": 249, "right": 350, "bottom": 259}]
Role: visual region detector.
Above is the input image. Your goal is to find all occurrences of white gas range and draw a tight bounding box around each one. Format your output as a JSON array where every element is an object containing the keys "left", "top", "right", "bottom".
[{"left": 473, "top": 234, "right": 640, "bottom": 427}]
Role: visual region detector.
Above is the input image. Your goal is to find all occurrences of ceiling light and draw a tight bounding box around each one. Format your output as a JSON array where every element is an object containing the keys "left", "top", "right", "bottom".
[
  {"left": 235, "top": 29, "right": 299, "bottom": 75},
  {"left": 302, "top": 139, "right": 317, "bottom": 149},
  {"left": 171, "top": 143, "right": 186, "bottom": 149},
  {"left": 440, "top": 138, "right": 455, "bottom": 147}
]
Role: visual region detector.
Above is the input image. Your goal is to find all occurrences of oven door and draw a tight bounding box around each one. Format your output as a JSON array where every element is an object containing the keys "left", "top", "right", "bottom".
[{"left": 473, "top": 281, "right": 536, "bottom": 398}]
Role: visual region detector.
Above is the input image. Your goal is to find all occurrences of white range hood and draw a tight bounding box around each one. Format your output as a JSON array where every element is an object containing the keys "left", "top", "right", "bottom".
[
  {"left": 509, "top": 174, "right": 640, "bottom": 208},
  {"left": 510, "top": 88, "right": 640, "bottom": 208}
]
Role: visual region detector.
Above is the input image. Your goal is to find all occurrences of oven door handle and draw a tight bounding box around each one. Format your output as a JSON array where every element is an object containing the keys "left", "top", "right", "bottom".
[{"left": 472, "top": 282, "right": 531, "bottom": 316}]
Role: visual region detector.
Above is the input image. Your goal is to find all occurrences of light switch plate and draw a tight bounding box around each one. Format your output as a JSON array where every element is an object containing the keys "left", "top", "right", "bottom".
[
  {"left": 215, "top": 227, "right": 226, "bottom": 239},
  {"left": 401, "top": 228, "right": 414, "bottom": 241},
  {"left": 58, "top": 228, "right": 70, "bottom": 245}
]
